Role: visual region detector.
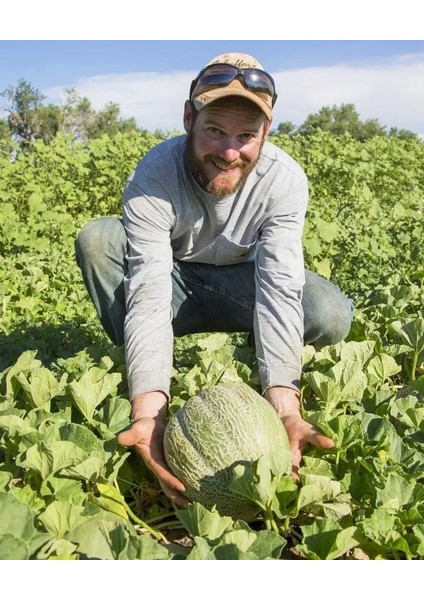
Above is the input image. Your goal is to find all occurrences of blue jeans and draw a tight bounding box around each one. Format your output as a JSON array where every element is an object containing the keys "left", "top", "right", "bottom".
[{"left": 75, "top": 217, "right": 354, "bottom": 348}]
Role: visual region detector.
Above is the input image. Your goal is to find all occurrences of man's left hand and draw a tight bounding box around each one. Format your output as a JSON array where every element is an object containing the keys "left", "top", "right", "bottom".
[{"left": 264, "top": 386, "right": 335, "bottom": 480}]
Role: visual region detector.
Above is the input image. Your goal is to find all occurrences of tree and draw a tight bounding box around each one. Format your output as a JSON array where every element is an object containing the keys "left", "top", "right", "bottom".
[
  {"left": 59, "top": 89, "right": 138, "bottom": 141},
  {"left": 85, "top": 101, "right": 137, "bottom": 139},
  {"left": 297, "top": 103, "right": 387, "bottom": 140},
  {"left": 1, "top": 79, "right": 47, "bottom": 147},
  {"left": 33, "top": 104, "right": 63, "bottom": 143},
  {"left": 272, "top": 121, "right": 297, "bottom": 136},
  {"left": 271, "top": 103, "right": 418, "bottom": 142},
  {"left": 0, "top": 118, "right": 11, "bottom": 141},
  {"left": 388, "top": 127, "right": 418, "bottom": 141},
  {"left": 60, "top": 88, "right": 95, "bottom": 141}
]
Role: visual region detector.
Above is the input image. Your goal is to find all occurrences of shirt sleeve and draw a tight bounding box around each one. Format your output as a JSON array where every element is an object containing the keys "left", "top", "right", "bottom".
[
  {"left": 122, "top": 180, "right": 176, "bottom": 401},
  {"left": 254, "top": 176, "right": 308, "bottom": 392}
]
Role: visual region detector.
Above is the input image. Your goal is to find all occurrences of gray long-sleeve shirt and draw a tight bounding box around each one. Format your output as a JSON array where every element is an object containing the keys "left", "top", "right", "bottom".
[{"left": 122, "top": 135, "right": 308, "bottom": 400}]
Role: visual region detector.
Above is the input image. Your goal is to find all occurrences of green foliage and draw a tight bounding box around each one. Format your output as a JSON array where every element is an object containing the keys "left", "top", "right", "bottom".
[
  {"left": 0, "top": 118, "right": 11, "bottom": 141},
  {"left": 269, "top": 130, "right": 424, "bottom": 297},
  {"left": 1, "top": 80, "right": 143, "bottom": 147},
  {"left": 274, "top": 103, "right": 418, "bottom": 141},
  {"left": 0, "top": 130, "right": 423, "bottom": 559},
  {"left": 0, "top": 79, "right": 47, "bottom": 148}
]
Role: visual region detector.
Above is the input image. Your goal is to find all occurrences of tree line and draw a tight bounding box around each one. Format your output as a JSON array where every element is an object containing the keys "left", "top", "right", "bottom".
[{"left": 0, "top": 79, "right": 419, "bottom": 150}]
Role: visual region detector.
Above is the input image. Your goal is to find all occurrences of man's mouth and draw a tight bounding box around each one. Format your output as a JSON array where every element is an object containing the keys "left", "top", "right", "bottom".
[{"left": 211, "top": 160, "right": 242, "bottom": 172}]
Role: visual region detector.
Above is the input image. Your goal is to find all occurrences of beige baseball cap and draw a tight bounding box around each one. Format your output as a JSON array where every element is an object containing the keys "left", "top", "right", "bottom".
[{"left": 190, "top": 53, "right": 275, "bottom": 120}]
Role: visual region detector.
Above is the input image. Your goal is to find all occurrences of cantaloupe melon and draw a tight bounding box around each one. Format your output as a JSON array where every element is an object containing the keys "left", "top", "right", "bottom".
[{"left": 164, "top": 382, "right": 291, "bottom": 520}]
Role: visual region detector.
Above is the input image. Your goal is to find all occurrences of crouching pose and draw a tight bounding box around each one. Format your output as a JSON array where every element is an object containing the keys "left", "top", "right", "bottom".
[{"left": 76, "top": 52, "right": 353, "bottom": 506}]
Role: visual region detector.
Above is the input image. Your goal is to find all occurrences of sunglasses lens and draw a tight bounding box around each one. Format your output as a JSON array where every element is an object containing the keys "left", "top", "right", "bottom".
[
  {"left": 198, "top": 64, "right": 236, "bottom": 86},
  {"left": 243, "top": 69, "right": 275, "bottom": 95}
]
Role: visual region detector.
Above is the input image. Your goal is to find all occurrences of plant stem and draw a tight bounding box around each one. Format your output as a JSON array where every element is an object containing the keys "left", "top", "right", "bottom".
[
  {"left": 145, "top": 511, "right": 176, "bottom": 525},
  {"left": 153, "top": 519, "right": 184, "bottom": 531},
  {"left": 411, "top": 350, "right": 418, "bottom": 381},
  {"left": 113, "top": 480, "right": 168, "bottom": 543},
  {"left": 125, "top": 504, "right": 169, "bottom": 543},
  {"left": 264, "top": 505, "right": 279, "bottom": 535},
  {"left": 278, "top": 515, "right": 291, "bottom": 537}
]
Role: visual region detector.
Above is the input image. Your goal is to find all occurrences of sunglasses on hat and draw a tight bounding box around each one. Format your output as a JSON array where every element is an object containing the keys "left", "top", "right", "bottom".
[{"left": 190, "top": 63, "right": 278, "bottom": 106}]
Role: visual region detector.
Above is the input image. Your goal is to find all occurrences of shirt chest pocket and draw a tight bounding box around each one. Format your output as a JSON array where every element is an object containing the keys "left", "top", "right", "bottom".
[{"left": 215, "top": 233, "right": 258, "bottom": 265}]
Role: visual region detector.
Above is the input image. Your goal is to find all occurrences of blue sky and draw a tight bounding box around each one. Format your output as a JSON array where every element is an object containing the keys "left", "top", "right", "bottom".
[{"left": 1, "top": 4, "right": 423, "bottom": 136}]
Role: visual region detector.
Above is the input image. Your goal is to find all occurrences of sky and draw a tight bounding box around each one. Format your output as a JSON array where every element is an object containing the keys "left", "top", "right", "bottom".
[{"left": 1, "top": 4, "right": 423, "bottom": 137}]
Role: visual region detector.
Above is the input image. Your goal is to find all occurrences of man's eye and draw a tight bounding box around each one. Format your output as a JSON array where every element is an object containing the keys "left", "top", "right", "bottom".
[
  {"left": 239, "top": 133, "right": 255, "bottom": 142},
  {"left": 207, "top": 127, "right": 222, "bottom": 135}
]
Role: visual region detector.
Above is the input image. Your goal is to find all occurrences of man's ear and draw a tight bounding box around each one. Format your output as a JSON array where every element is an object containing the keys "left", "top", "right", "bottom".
[
  {"left": 264, "top": 119, "right": 272, "bottom": 137},
  {"left": 183, "top": 100, "right": 193, "bottom": 133}
]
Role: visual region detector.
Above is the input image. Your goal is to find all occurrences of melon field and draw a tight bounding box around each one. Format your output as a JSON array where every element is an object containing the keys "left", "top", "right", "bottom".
[{"left": 0, "top": 130, "right": 423, "bottom": 560}]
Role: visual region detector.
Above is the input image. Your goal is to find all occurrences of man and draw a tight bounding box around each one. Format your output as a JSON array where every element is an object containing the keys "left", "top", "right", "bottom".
[{"left": 75, "top": 53, "right": 353, "bottom": 507}]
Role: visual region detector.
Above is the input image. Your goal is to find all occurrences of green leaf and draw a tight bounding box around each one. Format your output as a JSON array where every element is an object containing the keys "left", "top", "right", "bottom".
[
  {"left": 65, "top": 511, "right": 170, "bottom": 560},
  {"left": 228, "top": 454, "right": 291, "bottom": 512},
  {"left": 248, "top": 529, "right": 287, "bottom": 559},
  {"left": 0, "top": 492, "right": 36, "bottom": 539},
  {"left": 296, "top": 477, "right": 341, "bottom": 514},
  {"left": 367, "top": 353, "right": 401, "bottom": 386},
  {"left": 95, "top": 396, "right": 131, "bottom": 434},
  {"left": 303, "top": 371, "right": 340, "bottom": 405},
  {"left": 47, "top": 422, "right": 104, "bottom": 454},
  {"left": 66, "top": 368, "right": 122, "bottom": 421},
  {"left": 187, "top": 536, "right": 217, "bottom": 560},
  {"left": 65, "top": 514, "right": 132, "bottom": 560},
  {"left": 175, "top": 503, "right": 233, "bottom": 541},
  {"left": 376, "top": 473, "right": 420, "bottom": 510},
  {"left": 214, "top": 529, "right": 258, "bottom": 558},
  {"left": 37, "top": 538, "right": 79, "bottom": 560},
  {"left": 330, "top": 359, "right": 368, "bottom": 401},
  {"left": 340, "top": 340, "right": 375, "bottom": 367},
  {"left": 297, "top": 519, "right": 358, "bottom": 560},
  {"left": 326, "top": 415, "right": 363, "bottom": 450},
  {"left": 61, "top": 454, "right": 105, "bottom": 481},
  {"left": 16, "top": 366, "right": 65, "bottom": 410},
  {"left": 391, "top": 318, "right": 424, "bottom": 354},
  {"left": 90, "top": 482, "right": 129, "bottom": 521},
  {"left": 0, "top": 414, "right": 36, "bottom": 438},
  {"left": 123, "top": 533, "right": 171, "bottom": 560},
  {"left": 38, "top": 501, "right": 85, "bottom": 538},
  {"left": 358, "top": 508, "right": 412, "bottom": 558},
  {"left": 4, "top": 351, "right": 41, "bottom": 397},
  {"left": 313, "top": 258, "right": 332, "bottom": 279},
  {"left": 0, "top": 534, "right": 31, "bottom": 559},
  {"left": 17, "top": 441, "right": 87, "bottom": 479}
]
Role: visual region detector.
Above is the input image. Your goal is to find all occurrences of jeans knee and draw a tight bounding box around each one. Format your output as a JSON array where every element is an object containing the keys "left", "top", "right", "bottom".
[
  {"left": 312, "top": 295, "right": 354, "bottom": 348},
  {"left": 303, "top": 274, "right": 354, "bottom": 349},
  {"left": 75, "top": 217, "right": 124, "bottom": 266}
]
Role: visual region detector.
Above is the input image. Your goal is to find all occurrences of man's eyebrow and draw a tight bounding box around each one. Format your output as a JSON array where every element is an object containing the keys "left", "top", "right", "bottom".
[{"left": 203, "top": 118, "right": 262, "bottom": 133}]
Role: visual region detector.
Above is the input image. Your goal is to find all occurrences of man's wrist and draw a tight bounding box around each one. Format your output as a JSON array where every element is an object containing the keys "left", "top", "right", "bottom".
[
  {"left": 131, "top": 391, "right": 168, "bottom": 422},
  {"left": 264, "top": 386, "right": 301, "bottom": 419}
]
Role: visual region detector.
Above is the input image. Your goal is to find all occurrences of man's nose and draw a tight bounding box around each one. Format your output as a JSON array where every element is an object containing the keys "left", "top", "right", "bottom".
[{"left": 217, "top": 140, "right": 240, "bottom": 163}]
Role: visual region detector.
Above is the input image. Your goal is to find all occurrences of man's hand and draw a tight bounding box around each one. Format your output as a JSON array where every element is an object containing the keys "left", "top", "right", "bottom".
[
  {"left": 264, "top": 386, "right": 335, "bottom": 480},
  {"left": 117, "top": 391, "right": 188, "bottom": 507}
]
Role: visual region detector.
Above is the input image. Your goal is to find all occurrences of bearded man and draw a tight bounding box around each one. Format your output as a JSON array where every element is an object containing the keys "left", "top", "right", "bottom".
[{"left": 75, "top": 53, "right": 353, "bottom": 506}]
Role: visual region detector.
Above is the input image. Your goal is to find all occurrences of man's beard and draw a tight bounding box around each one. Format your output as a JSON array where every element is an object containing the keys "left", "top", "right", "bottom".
[{"left": 185, "top": 133, "right": 264, "bottom": 197}]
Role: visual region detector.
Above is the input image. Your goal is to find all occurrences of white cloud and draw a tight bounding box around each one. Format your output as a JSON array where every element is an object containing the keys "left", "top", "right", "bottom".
[
  {"left": 42, "top": 52, "right": 424, "bottom": 136},
  {"left": 47, "top": 71, "right": 195, "bottom": 133},
  {"left": 271, "top": 53, "right": 424, "bottom": 134}
]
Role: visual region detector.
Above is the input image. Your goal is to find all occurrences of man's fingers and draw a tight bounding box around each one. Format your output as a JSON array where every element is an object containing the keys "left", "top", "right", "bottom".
[
  {"left": 160, "top": 481, "right": 189, "bottom": 508},
  {"left": 117, "top": 425, "right": 141, "bottom": 447},
  {"left": 144, "top": 456, "right": 186, "bottom": 493},
  {"left": 287, "top": 420, "right": 335, "bottom": 483},
  {"left": 305, "top": 428, "right": 335, "bottom": 450}
]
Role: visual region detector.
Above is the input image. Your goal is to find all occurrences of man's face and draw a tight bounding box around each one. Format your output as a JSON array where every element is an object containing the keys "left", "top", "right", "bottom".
[{"left": 184, "top": 97, "right": 270, "bottom": 197}]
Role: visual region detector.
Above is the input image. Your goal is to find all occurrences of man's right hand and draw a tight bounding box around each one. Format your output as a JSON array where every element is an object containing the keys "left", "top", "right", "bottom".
[{"left": 117, "top": 392, "right": 188, "bottom": 508}]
